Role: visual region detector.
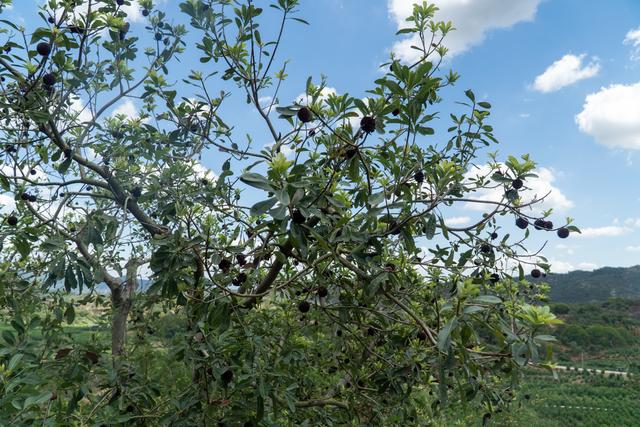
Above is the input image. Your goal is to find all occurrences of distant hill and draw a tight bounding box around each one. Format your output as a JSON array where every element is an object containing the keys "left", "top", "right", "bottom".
[{"left": 544, "top": 265, "right": 640, "bottom": 303}]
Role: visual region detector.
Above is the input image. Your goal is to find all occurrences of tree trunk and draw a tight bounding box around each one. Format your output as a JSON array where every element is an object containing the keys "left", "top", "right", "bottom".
[{"left": 110, "top": 259, "right": 140, "bottom": 368}]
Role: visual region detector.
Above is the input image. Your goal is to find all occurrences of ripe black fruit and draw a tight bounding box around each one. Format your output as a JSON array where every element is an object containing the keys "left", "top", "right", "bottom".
[
  {"left": 142, "top": 9, "right": 149, "bottom": 16},
  {"left": 297, "top": 300, "right": 310, "bottom": 313},
  {"left": 297, "top": 106, "right": 312, "bottom": 123},
  {"left": 414, "top": 170, "right": 424, "bottom": 183},
  {"left": 480, "top": 244, "right": 492, "bottom": 254},
  {"left": 345, "top": 148, "right": 357, "bottom": 159},
  {"left": 7, "top": 216, "right": 18, "bottom": 226},
  {"left": 155, "top": 32, "right": 162, "bottom": 41},
  {"left": 36, "top": 42, "right": 51, "bottom": 57},
  {"left": 360, "top": 116, "right": 376, "bottom": 133},
  {"left": 512, "top": 178, "right": 523, "bottom": 189},
  {"left": 236, "top": 254, "right": 246, "bottom": 266},
  {"left": 131, "top": 186, "right": 142, "bottom": 198},
  {"left": 221, "top": 369, "right": 233, "bottom": 384},
  {"left": 392, "top": 107, "right": 400, "bottom": 116},
  {"left": 416, "top": 330, "right": 427, "bottom": 341},
  {"left": 20, "top": 193, "right": 29, "bottom": 201},
  {"left": 490, "top": 273, "right": 500, "bottom": 283},
  {"left": 48, "top": 16, "right": 55, "bottom": 24},
  {"left": 317, "top": 286, "right": 328, "bottom": 298},
  {"left": 515, "top": 217, "right": 528, "bottom": 229},
  {"left": 43, "top": 73, "right": 56, "bottom": 86},
  {"left": 232, "top": 272, "right": 247, "bottom": 286},
  {"left": 30, "top": 169, "right": 36, "bottom": 175},
  {"left": 531, "top": 269, "right": 541, "bottom": 278},
  {"left": 544, "top": 220, "right": 554, "bottom": 230},
  {"left": 533, "top": 219, "right": 545, "bottom": 230},
  {"left": 28, "top": 195, "right": 37, "bottom": 202},
  {"left": 116, "top": 0, "right": 125, "bottom": 5},
  {"left": 218, "top": 259, "right": 231, "bottom": 273},
  {"left": 557, "top": 227, "right": 569, "bottom": 239},
  {"left": 291, "top": 208, "right": 305, "bottom": 224},
  {"left": 490, "top": 232, "right": 498, "bottom": 240}
]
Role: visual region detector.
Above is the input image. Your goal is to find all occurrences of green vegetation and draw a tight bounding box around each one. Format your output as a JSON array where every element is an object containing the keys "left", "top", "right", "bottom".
[
  {"left": 0, "top": 0, "right": 580, "bottom": 425},
  {"left": 545, "top": 266, "right": 640, "bottom": 303}
]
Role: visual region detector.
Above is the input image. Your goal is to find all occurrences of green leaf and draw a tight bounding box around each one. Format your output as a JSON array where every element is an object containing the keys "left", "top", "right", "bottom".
[
  {"left": 437, "top": 318, "right": 458, "bottom": 352},
  {"left": 240, "top": 173, "right": 274, "bottom": 192},
  {"left": 250, "top": 198, "right": 277, "bottom": 216}
]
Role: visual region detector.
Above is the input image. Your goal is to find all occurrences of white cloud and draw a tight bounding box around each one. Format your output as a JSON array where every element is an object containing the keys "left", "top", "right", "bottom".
[
  {"left": 532, "top": 54, "right": 600, "bottom": 93},
  {"left": 577, "top": 226, "right": 631, "bottom": 238},
  {"left": 624, "top": 27, "right": 640, "bottom": 60},
  {"left": 548, "top": 259, "right": 597, "bottom": 274},
  {"left": 575, "top": 82, "right": 640, "bottom": 150},
  {"left": 519, "top": 113, "right": 531, "bottom": 118},
  {"left": 624, "top": 218, "right": 640, "bottom": 228},
  {"left": 387, "top": 0, "right": 544, "bottom": 62},
  {"left": 295, "top": 87, "right": 337, "bottom": 105},
  {"left": 69, "top": 96, "right": 93, "bottom": 123},
  {"left": 112, "top": 100, "right": 139, "bottom": 118},
  {"left": 625, "top": 245, "right": 640, "bottom": 252},
  {"left": 444, "top": 216, "right": 470, "bottom": 226},
  {"left": 464, "top": 164, "right": 573, "bottom": 213}
]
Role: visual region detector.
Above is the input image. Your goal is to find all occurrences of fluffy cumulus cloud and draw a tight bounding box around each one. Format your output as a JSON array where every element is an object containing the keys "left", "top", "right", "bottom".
[
  {"left": 576, "top": 225, "right": 631, "bottom": 238},
  {"left": 387, "top": 0, "right": 544, "bottom": 62},
  {"left": 575, "top": 82, "right": 640, "bottom": 150},
  {"left": 464, "top": 164, "right": 573, "bottom": 213},
  {"left": 42, "top": 0, "right": 162, "bottom": 23},
  {"left": 624, "top": 27, "right": 640, "bottom": 60},
  {"left": 547, "top": 259, "right": 598, "bottom": 274},
  {"left": 112, "top": 100, "right": 140, "bottom": 119},
  {"left": 444, "top": 216, "right": 470, "bottom": 226},
  {"left": 532, "top": 54, "right": 600, "bottom": 93}
]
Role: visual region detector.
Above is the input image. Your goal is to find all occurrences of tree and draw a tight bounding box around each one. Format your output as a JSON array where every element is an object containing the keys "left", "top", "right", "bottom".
[{"left": 0, "top": 0, "right": 571, "bottom": 424}]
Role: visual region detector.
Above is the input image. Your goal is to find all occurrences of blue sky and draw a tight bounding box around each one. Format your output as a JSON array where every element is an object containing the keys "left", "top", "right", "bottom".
[{"left": 4, "top": 0, "right": 640, "bottom": 273}]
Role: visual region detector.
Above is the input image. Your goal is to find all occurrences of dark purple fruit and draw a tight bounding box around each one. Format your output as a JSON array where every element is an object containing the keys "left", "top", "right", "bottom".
[
  {"left": 531, "top": 269, "right": 541, "bottom": 278},
  {"left": 512, "top": 178, "right": 523, "bottom": 189},
  {"left": 544, "top": 220, "right": 554, "bottom": 230},
  {"left": 48, "top": 16, "right": 55, "bottom": 24},
  {"left": 142, "top": 9, "right": 149, "bottom": 16},
  {"left": 345, "top": 148, "right": 357, "bottom": 159},
  {"left": 414, "top": 170, "right": 424, "bottom": 183},
  {"left": 416, "top": 330, "right": 427, "bottom": 341},
  {"left": 490, "top": 273, "right": 500, "bottom": 283},
  {"left": 490, "top": 232, "right": 498, "bottom": 240},
  {"left": 392, "top": 107, "right": 400, "bottom": 116},
  {"left": 43, "top": 73, "right": 56, "bottom": 86},
  {"left": 221, "top": 369, "right": 233, "bottom": 384},
  {"left": 218, "top": 259, "right": 231, "bottom": 273},
  {"left": 317, "top": 286, "right": 328, "bottom": 298},
  {"left": 297, "top": 106, "right": 312, "bottom": 123},
  {"left": 30, "top": 169, "right": 36, "bottom": 175},
  {"left": 557, "top": 227, "right": 569, "bottom": 239},
  {"left": 360, "top": 116, "right": 376, "bottom": 133},
  {"left": 131, "top": 186, "right": 142, "bottom": 198},
  {"left": 515, "top": 217, "right": 528, "bottom": 229},
  {"left": 36, "top": 42, "right": 51, "bottom": 57},
  {"left": 236, "top": 254, "right": 246, "bottom": 266},
  {"left": 28, "top": 195, "right": 37, "bottom": 202},
  {"left": 155, "top": 32, "right": 162, "bottom": 41},
  {"left": 533, "top": 219, "right": 545, "bottom": 230},
  {"left": 20, "top": 193, "right": 29, "bottom": 201},
  {"left": 232, "top": 272, "right": 247, "bottom": 286},
  {"left": 7, "top": 216, "right": 18, "bottom": 226},
  {"left": 298, "top": 300, "right": 310, "bottom": 313},
  {"left": 116, "top": 0, "right": 125, "bottom": 5},
  {"left": 291, "top": 208, "right": 305, "bottom": 224},
  {"left": 480, "top": 244, "right": 492, "bottom": 254}
]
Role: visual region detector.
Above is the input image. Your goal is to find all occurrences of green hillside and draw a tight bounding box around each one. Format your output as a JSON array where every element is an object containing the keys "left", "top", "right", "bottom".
[{"left": 544, "top": 266, "right": 640, "bottom": 303}]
